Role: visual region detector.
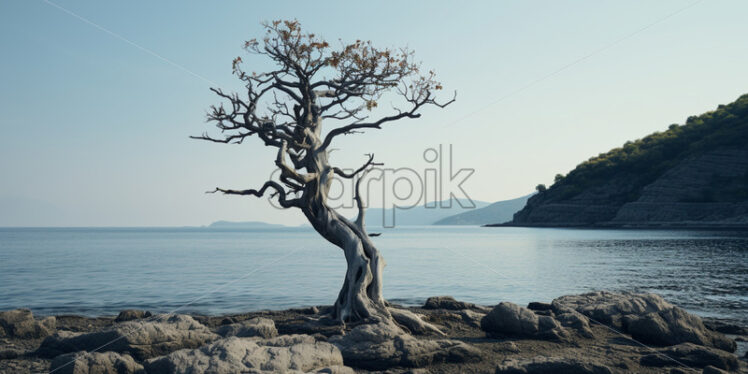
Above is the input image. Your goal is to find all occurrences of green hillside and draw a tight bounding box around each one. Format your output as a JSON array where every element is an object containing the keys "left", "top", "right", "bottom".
[{"left": 548, "top": 94, "right": 748, "bottom": 203}]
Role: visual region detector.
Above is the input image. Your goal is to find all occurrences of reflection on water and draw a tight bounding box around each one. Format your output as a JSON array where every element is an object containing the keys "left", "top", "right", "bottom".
[{"left": 0, "top": 227, "right": 746, "bottom": 325}]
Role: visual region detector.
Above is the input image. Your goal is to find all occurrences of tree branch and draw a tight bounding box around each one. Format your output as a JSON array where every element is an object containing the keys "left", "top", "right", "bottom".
[{"left": 207, "top": 181, "right": 301, "bottom": 208}]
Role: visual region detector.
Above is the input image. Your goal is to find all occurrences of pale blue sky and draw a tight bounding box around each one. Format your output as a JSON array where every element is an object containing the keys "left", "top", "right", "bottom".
[{"left": 1, "top": 0, "right": 747, "bottom": 226}]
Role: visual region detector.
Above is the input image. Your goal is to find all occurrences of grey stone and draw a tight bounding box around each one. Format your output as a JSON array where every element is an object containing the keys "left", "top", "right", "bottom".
[
  {"left": 551, "top": 291, "right": 672, "bottom": 330},
  {"left": 0, "top": 309, "right": 56, "bottom": 339},
  {"left": 329, "top": 321, "right": 481, "bottom": 370},
  {"left": 0, "top": 348, "right": 22, "bottom": 360},
  {"left": 310, "top": 365, "right": 355, "bottom": 374},
  {"left": 145, "top": 336, "right": 346, "bottom": 374},
  {"left": 639, "top": 343, "right": 739, "bottom": 371},
  {"left": 39, "top": 314, "right": 217, "bottom": 360},
  {"left": 702, "top": 318, "right": 748, "bottom": 336},
  {"left": 627, "top": 307, "right": 736, "bottom": 352},
  {"left": 114, "top": 310, "right": 152, "bottom": 323},
  {"left": 216, "top": 316, "right": 278, "bottom": 339},
  {"left": 481, "top": 302, "right": 566, "bottom": 340},
  {"left": 555, "top": 311, "right": 594, "bottom": 338},
  {"left": 457, "top": 309, "right": 486, "bottom": 328},
  {"left": 495, "top": 356, "right": 614, "bottom": 374},
  {"left": 49, "top": 351, "right": 145, "bottom": 374},
  {"left": 423, "top": 296, "right": 473, "bottom": 310},
  {"left": 526, "top": 302, "right": 552, "bottom": 311}
]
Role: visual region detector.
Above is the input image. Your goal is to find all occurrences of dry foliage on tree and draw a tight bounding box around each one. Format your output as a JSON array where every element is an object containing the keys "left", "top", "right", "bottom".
[{"left": 194, "top": 20, "right": 454, "bottom": 326}]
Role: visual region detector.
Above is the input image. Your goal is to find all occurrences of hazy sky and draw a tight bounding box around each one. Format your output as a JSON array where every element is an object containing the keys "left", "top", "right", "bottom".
[{"left": 1, "top": 0, "right": 747, "bottom": 226}]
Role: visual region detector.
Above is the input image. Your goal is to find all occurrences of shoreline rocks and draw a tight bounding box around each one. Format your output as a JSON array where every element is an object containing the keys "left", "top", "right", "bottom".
[
  {"left": 1, "top": 292, "right": 744, "bottom": 373},
  {"left": 38, "top": 314, "right": 218, "bottom": 360},
  {"left": 0, "top": 309, "right": 56, "bottom": 339}
]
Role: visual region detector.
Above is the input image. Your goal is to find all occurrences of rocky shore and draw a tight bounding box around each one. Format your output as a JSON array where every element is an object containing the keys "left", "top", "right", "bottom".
[{"left": 1, "top": 291, "right": 746, "bottom": 373}]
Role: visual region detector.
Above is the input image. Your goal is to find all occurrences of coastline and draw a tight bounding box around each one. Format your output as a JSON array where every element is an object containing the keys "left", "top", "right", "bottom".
[
  {"left": 2, "top": 292, "right": 746, "bottom": 373},
  {"left": 486, "top": 222, "right": 748, "bottom": 230}
]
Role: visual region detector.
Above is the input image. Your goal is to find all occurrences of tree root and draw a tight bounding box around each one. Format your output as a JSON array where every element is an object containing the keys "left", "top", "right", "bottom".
[{"left": 389, "top": 308, "right": 446, "bottom": 336}]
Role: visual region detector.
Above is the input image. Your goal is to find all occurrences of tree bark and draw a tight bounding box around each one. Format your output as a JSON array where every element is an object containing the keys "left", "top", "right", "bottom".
[{"left": 302, "top": 190, "right": 389, "bottom": 322}]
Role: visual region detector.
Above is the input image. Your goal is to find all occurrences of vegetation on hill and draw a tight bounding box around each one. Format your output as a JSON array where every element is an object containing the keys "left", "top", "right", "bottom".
[{"left": 544, "top": 94, "right": 748, "bottom": 203}]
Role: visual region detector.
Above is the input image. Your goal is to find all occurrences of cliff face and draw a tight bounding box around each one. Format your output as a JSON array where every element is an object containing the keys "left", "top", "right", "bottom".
[{"left": 510, "top": 94, "right": 748, "bottom": 228}]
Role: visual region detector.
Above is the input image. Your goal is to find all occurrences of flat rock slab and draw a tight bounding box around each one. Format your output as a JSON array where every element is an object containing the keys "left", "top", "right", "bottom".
[
  {"left": 329, "top": 321, "right": 481, "bottom": 370},
  {"left": 145, "top": 335, "right": 347, "bottom": 374},
  {"left": 551, "top": 291, "right": 672, "bottom": 330},
  {"left": 0, "top": 309, "right": 56, "bottom": 339},
  {"left": 50, "top": 351, "right": 145, "bottom": 374},
  {"left": 423, "top": 296, "right": 488, "bottom": 312},
  {"left": 39, "top": 314, "right": 217, "bottom": 360},
  {"left": 216, "top": 316, "right": 278, "bottom": 339},
  {"left": 639, "top": 343, "right": 739, "bottom": 371},
  {"left": 495, "top": 356, "right": 614, "bottom": 374}
]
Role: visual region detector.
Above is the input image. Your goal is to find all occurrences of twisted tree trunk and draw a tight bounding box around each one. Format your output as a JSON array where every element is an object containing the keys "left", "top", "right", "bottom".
[{"left": 304, "top": 203, "right": 389, "bottom": 321}]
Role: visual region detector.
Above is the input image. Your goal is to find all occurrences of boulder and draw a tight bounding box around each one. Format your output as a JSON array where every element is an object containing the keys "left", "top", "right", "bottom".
[
  {"left": 481, "top": 302, "right": 566, "bottom": 340},
  {"left": 627, "top": 307, "right": 736, "bottom": 352},
  {"left": 329, "top": 321, "right": 481, "bottom": 370},
  {"left": 457, "top": 309, "right": 486, "bottom": 328},
  {"left": 49, "top": 351, "right": 145, "bottom": 374},
  {"left": 114, "top": 310, "right": 152, "bottom": 323},
  {"left": 639, "top": 343, "right": 739, "bottom": 371},
  {"left": 495, "top": 356, "right": 614, "bottom": 374},
  {"left": 702, "top": 319, "right": 748, "bottom": 336},
  {"left": 39, "top": 314, "right": 217, "bottom": 360},
  {"left": 423, "top": 296, "right": 473, "bottom": 310},
  {"left": 0, "top": 309, "right": 56, "bottom": 339},
  {"left": 216, "top": 317, "right": 278, "bottom": 339},
  {"left": 555, "top": 311, "right": 594, "bottom": 338},
  {"left": 551, "top": 291, "right": 672, "bottom": 329},
  {"left": 145, "top": 335, "right": 346, "bottom": 374}
]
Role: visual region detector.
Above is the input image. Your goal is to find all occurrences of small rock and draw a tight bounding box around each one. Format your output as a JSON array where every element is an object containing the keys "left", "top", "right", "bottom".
[
  {"left": 702, "top": 319, "right": 748, "bottom": 336},
  {"left": 640, "top": 343, "right": 739, "bottom": 371},
  {"left": 495, "top": 356, "right": 613, "bottom": 374},
  {"left": 0, "top": 309, "right": 56, "bottom": 339},
  {"left": 0, "top": 348, "right": 22, "bottom": 360},
  {"left": 555, "top": 311, "right": 594, "bottom": 338},
  {"left": 114, "top": 310, "right": 152, "bottom": 322},
  {"left": 423, "top": 296, "right": 473, "bottom": 310},
  {"left": 217, "top": 316, "right": 278, "bottom": 339},
  {"left": 50, "top": 351, "right": 145, "bottom": 374},
  {"left": 527, "top": 302, "right": 553, "bottom": 311},
  {"left": 458, "top": 309, "right": 486, "bottom": 328},
  {"left": 481, "top": 302, "right": 566, "bottom": 341},
  {"left": 311, "top": 365, "right": 356, "bottom": 374},
  {"left": 145, "top": 335, "right": 346, "bottom": 373},
  {"left": 500, "top": 341, "right": 520, "bottom": 353}
]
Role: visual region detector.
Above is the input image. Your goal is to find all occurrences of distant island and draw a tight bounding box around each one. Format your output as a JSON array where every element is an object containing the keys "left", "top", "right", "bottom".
[
  {"left": 435, "top": 194, "right": 532, "bottom": 225},
  {"left": 497, "top": 94, "right": 748, "bottom": 228},
  {"left": 207, "top": 221, "right": 286, "bottom": 229},
  {"left": 364, "top": 198, "right": 491, "bottom": 227}
]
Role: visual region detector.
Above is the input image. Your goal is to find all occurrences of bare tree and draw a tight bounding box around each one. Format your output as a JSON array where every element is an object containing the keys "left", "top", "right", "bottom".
[{"left": 194, "top": 20, "right": 454, "bottom": 325}]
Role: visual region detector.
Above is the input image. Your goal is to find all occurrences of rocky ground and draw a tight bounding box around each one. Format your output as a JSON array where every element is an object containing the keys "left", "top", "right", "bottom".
[{"left": 1, "top": 291, "right": 746, "bottom": 373}]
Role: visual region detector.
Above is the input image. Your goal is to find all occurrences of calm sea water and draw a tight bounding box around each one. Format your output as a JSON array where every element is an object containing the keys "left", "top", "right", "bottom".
[{"left": 0, "top": 227, "right": 746, "bottom": 325}]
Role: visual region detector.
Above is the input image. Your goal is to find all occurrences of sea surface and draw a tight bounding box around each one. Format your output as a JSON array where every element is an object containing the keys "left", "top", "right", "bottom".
[{"left": 0, "top": 226, "right": 746, "bottom": 326}]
